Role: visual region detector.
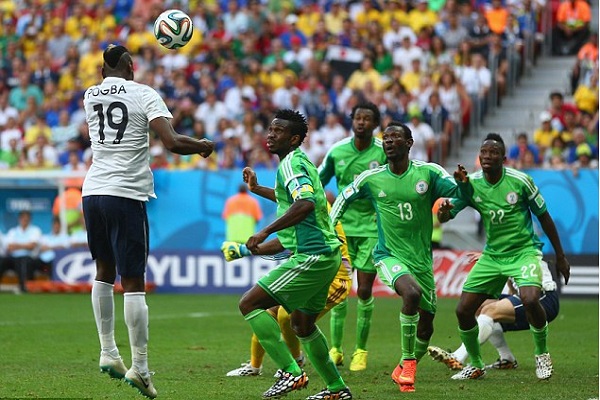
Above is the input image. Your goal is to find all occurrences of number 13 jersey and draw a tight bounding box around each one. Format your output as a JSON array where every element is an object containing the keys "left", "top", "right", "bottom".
[{"left": 82, "top": 77, "right": 173, "bottom": 201}]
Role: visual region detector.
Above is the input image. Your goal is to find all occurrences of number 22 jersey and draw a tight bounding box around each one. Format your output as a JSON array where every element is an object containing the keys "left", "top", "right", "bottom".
[{"left": 82, "top": 77, "right": 173, "bottom": 201}]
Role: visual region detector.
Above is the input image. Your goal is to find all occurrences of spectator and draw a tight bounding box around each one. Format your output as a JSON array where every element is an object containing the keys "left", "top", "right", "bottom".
[
  {"left": 571, "top": 33, "right": 598, "bottom": 92},
  {"left": 570, "top": 143, "right": 599, "bottom": 172},
  {"left": 408, "top": 0, "right": 438, "bottom": 36},
  {"left": 392, "top": 33, "right": 425, "bottom": 74},
  {"left": 9, "top": 72, "right": 44, "bottom": 112},
  {"left": 346, "top": 58, "right": 384, "bottom": 92},
  {"left": 548, "top": 91, "right": 579, "bottom": 132},
  {"left": 3, "top": 211, "right": 42, "bottom": 293},
  {"left": 567, "top": 128, "right": 594, "bottom": 163},
  {"left": 553, "top": 0, "right": 591, "bottom": 56},
  {"left": 406, "top": 107, "right": 436, "bottom": 162},
  {"left": 0, "top": 116, "right": 23, "bottom": 152},
  {"left": 468, "top": 12, "right": 492, "bottom": 55},
  {"left": 0, "top": 92, "right": 19, "bottom": 128},
  {"left": 51, "top": 109, "right": 79, "bottom": 153},
  {"left": 573, "top": 69, "right": 598, "bottom": 116},
  {"left": 26, "top": 134, "right": 58, "bottom": 168},
  {"left": 442, "top": 13, "right": 469, "bottom": 51},
  {"left": 484, "top": 0, "right": 509, "bottom": 35},
  {"left": 0, "top": 138, "right": 21, "bottom": 169},
  {"left": 534, "top": 111, "right": 560, "bottom": 158},
  {"left": 422, "top": 91, "right": 452, "bottom": 163},
  {"left": 38, "top": 217, "right": 70, "bottom": 275},
  {"left": 508, "top": 132, "right": 541, "bottom": 167},
  {"left": 194, "top": 90, "right": 228, "bottom": 140}
]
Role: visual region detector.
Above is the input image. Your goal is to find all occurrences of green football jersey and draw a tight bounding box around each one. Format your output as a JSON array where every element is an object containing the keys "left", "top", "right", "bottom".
[
  {"left": 318, "top": 137, "right": 387, "bottom": 237},
  {"left": 330, "top": 160, "right": 460, "bottom": 273},
  {"left": 450, "top": 167, "right": 547, "bottom": 256},
  {"left": 275, "top": 148, "right": 341, "bottom": 255}
]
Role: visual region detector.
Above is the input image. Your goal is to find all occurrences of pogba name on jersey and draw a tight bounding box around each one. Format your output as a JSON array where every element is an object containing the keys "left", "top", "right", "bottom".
[{"left": 86, "top": 85, "right": 127, "bottom": 98}]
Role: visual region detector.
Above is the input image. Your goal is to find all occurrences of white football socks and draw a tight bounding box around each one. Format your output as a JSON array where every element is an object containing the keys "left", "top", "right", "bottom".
[
  {"left": 124, "top": 292, "right": 149, "bottom": 374},
  {"left": 488, "top": 322, "right": 516, "bottom": 361},
  {"left": 452, "top": 314, "right": 496, "bottom": 364},
  {"left": 92, "top": 280, "right": 119, "bottom": 358}
]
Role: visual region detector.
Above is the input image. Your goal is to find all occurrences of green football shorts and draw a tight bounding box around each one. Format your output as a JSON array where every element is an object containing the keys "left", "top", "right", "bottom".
[
  {"left": 375, "top": 256, "right": 437, "bottom": 314},
  {"left": 462, "top": 251, "right": 543, "bottom": 298},
  {"left": 346, "top": 236, "right": 377, "bottom": 274},
  {"left": 258, "top": 250, "right": 341, "bottom": 315}
]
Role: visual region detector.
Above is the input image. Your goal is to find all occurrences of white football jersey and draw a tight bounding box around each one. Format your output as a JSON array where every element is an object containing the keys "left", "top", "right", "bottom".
[{"left": 82, "top": 77, "right": 173, "bottom": 201}]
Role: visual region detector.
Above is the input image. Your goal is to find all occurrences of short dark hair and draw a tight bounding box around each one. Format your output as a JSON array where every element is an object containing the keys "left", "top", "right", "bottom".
[
  {"left": 484, "top": 132, "right": 506, "bottom": 154},
  {"left": 350, "top": 101, "right": 381, "bottom": 126},
  {"left": 386, "top": 120, "right": 412, "bottom": 139},
  {"left": 274, "top": 109, "right": 308, "bottom": 142},
  {"left": 549, "top": 91, "right": 563, "bottom": 100},
  {"left": 103, "top": 44, "right": 131, "bottom": 70}
]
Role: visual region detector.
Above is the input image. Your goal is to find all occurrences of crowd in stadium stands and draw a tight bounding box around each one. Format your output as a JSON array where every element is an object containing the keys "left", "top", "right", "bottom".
[{"left": 0, "top": 0, "right": 596, "bottom": 175}]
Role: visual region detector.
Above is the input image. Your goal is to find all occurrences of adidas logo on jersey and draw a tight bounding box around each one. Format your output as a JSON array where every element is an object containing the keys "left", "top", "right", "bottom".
[
  {"left": 378, "top": 190, "right": 386, "bottom": 197},
  {"left": 474, "top": 196, "right": 482, "bottom": 203},
  {"left": 338, "top": 160, "right": 346, "bottom": 166}
]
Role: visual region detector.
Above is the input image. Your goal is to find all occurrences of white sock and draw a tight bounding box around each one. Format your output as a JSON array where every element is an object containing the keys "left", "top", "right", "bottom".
[
  {"left": 452, "top": 344, "right": 468, "bottom": 364},
  {"left": 124, "top": 292, "right": 149, "bottom": 374},
  {"left": 91, "top": 280, "right": 119, "bottom": 357},
  {"left": 477, "top": 314, "right": 495, "bottom": 344},
  {"left": 451, "top": 315, "right": 495, "bottom": 364},
  {"left": 488, "top": 322, "right": 516, "bottom": 361}
]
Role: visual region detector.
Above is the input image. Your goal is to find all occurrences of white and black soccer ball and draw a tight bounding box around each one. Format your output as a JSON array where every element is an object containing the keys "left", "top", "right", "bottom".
[{"left": 153, "top": 9, "right": 193, "bottom": 50}]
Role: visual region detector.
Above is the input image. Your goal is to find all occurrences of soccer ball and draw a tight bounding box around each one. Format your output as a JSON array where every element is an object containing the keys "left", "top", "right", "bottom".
[{"left": 153, "top": 9, "right": 194, "bottom": 50}]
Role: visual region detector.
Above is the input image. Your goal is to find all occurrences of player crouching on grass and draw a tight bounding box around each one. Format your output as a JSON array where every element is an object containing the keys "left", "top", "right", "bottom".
[
  {"left": 222, "top": 200, "right": 353, "bottom": 379},
  {"left": 227, "top": 110, "right": 352, "bottom": 400}
]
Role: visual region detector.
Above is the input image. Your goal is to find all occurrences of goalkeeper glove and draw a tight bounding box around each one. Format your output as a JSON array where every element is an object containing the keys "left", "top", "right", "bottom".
[{"left": 221, "top": 241, "right": 251, "bottom": 261}]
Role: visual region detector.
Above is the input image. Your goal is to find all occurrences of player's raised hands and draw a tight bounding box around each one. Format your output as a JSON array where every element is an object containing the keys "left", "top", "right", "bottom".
[
  {"left": 453, "top": 164, "right": 469, "bottom": 183},
  {"left": 437, "top": 199, "right": 454, "bottom": 223},
  {"left": 243, "top": 167, "right": 258, "bottom": 191}
]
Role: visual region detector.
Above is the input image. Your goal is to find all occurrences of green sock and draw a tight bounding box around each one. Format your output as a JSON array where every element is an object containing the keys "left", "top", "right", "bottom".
[
  {"left": 299, "top": 327, "right": 346, "bottom": 392},
  {"left": 530, "top": 322, "right": 549, "bottom": 355},
  {"left": 414, "top": 337, "right": 429, "bottom": 362},
  {"left": 459, "top": 325, "right": 485, "bottom": 369},
  {"left": 330, "top": 298, "right": 347, "bottom": 350},
  {"left": 400, "top": 313, "right": 419, "bottom": 360},
  {"left": 245, "top": 309, "right": 301, "bottom": 375},
  {"left": 356, "top": 297, "right": 374, "bottom": 350}
]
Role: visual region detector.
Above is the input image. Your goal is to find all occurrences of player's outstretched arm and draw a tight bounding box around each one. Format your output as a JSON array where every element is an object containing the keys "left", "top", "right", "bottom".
[
  {"left": 151, "top": 117, "right": 214, "bottom": 157},
  {"left": 221, "top": 237, "right": 287, "bottom": 262},
  {"left": 243, "top": 167, "right": 275, "bottom": 202},
  {"left": 537, "top": 211, "right": 570, "bottom": 284}
]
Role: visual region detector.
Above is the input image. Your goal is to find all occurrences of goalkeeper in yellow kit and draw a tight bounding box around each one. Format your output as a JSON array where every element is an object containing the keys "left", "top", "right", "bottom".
[{"left": 221, "top": 203, "right": 352, "bottom": 377}]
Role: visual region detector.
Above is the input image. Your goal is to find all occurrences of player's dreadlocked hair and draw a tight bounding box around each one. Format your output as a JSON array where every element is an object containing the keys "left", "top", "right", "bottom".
[
  {"left": 350, "top": 101, "right": 381, "bottom": 126},
  {"left": 484, "top": 133, "right": 506, "bottom": 155},
  {"left": 274, "top": 109, "right": 308, "bottom": 143}
]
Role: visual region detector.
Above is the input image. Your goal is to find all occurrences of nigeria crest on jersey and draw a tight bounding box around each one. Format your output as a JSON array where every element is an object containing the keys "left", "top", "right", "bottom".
[{"left": 415, "top": 180, "right": 429, "bottom": 194}]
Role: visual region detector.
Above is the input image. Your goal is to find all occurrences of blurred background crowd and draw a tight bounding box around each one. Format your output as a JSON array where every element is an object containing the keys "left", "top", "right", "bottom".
[{"left": 0, "top": 0, "right": 596, "bottom": 174}]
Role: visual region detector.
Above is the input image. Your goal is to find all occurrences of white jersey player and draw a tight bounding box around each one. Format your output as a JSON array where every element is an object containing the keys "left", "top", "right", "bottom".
[{"left": 82, "top": 44, "right": 214, "bottom": 399}]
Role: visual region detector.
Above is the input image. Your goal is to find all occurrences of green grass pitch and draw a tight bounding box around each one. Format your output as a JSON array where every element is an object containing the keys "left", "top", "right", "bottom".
[{"left": 0, "top": 294, "right": 597, "bottom": 400}]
